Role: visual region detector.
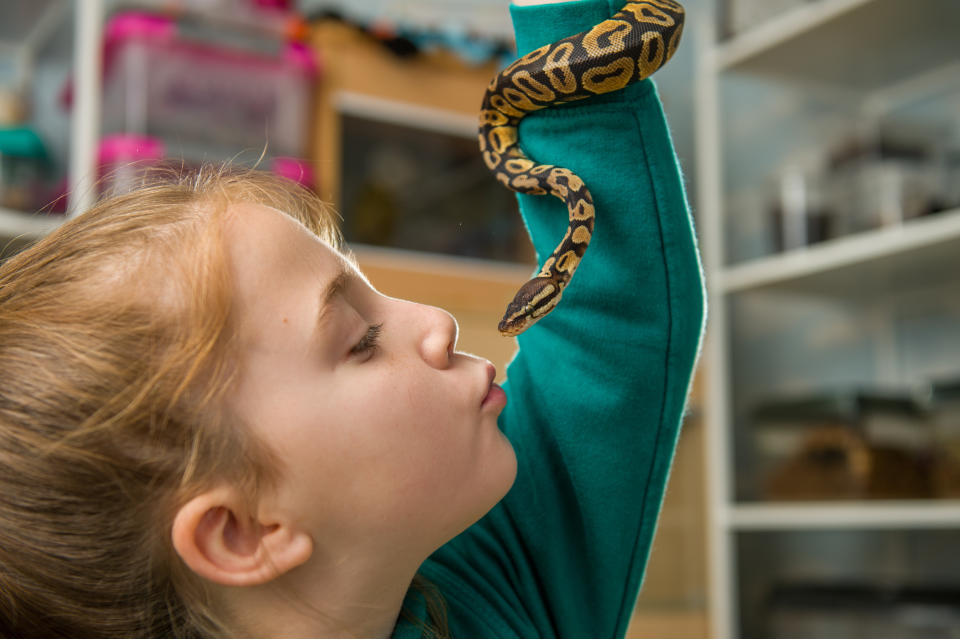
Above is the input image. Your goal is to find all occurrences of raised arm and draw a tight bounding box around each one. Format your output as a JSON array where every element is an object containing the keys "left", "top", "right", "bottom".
[{"left": 422, "top": 2, "right": 706, "bottom": 637}]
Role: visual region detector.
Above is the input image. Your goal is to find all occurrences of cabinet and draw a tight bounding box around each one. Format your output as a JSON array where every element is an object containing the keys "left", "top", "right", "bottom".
[{"left": 695, "top": 0, "right": 960, "bottom": 637}]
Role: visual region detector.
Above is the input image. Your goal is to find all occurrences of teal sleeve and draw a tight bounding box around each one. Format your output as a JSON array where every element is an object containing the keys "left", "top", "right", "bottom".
[{"left": 419, "top": 1, "right": 707, "bottom": 637}]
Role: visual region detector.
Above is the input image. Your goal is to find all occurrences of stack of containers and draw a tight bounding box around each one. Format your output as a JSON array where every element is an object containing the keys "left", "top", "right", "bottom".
[
  {"left": 750, "top": 390, "right": 934, "bottom": 501},
  {"left": 86, "top": 1, "right": 319, "bottom": 193},
  {"left": 930, "top": 378, "right": 960, "bottom": 497}
]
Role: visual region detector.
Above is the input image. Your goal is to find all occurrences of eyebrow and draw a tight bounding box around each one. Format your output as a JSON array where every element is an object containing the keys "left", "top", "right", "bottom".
[{"left": 314, "top": 263, "right": 350, "bottom": 336}]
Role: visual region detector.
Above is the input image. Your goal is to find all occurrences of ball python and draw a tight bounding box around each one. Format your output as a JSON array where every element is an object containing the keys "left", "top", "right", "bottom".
[{"left": 479, "top": 0, "right": 685, "bottom": 336}]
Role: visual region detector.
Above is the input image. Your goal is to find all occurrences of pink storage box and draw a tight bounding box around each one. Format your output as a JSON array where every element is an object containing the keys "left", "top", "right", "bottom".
[
  {"left": 97, "top": 133, "right": 166, "bottom": 194},
  {"left": 100, "top": 11, "right": 318, "bottom": 158},
  {"left": 95, "top": 133, "right": 315, "bottom": 195}
]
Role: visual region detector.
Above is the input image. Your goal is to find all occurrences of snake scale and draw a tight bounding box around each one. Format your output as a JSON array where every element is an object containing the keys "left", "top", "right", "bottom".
[{"left": 479, "top": 0, "right": 685, "bottom": 336}]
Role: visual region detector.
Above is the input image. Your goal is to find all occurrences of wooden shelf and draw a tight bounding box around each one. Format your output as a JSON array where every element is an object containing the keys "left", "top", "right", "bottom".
[
  {"left": 352, "top": 244, "right": 530, "bottom": 384},
  {"left": 717, "top": 208, "right": 960, "bottom": 297},
  {"left": 714, "top": 0, "right": 960, "bottom": 93},
  {"left": 352, "top": 243, "right": 531, "bottom": 311},
  {"left": 728, "top": 501, "right": 960, "bottom": 530},
  {"left": 627, "top": 609, "right": 706, "bottom": 639}
]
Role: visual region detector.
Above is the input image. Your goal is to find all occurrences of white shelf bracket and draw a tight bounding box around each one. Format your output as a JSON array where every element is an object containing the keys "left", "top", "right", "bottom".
[{"left": 68, "top": 0, "right": 104, "bottom": 218}]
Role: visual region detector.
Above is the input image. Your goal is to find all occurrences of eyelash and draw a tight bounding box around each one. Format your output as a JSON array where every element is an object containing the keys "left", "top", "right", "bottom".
[{"left": 350, "top": 323, "right": 383, "bottom": 358}]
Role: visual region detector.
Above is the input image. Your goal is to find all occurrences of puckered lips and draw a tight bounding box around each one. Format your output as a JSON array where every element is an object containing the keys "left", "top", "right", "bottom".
[{"left": 481, "top": 362, "right": 507, "bottom": 409}]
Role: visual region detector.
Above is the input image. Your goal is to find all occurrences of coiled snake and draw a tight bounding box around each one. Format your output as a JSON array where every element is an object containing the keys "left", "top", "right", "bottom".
[{"left": 479, "top": 0, "right": 685, "bottom": 336}]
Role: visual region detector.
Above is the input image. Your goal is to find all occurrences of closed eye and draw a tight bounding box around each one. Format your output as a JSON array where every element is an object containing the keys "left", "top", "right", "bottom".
[{"left": 350, "top": 323, "right": 383, "bottom": 359}]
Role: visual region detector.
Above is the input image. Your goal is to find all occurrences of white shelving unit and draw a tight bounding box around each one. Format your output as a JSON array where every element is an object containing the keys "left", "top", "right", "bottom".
[
  {"left": 714, "top": 0, "right": 960, "bottom": 89},
  {"left": 0, "top": 1, "right": 103, "bottom": 249},
  {"left": 0, "top": 206, "right": 62, "bottom": 239},
  {"left": 718, "top": 204, "right": 960, "bottom": 297},
  {"left": 695, "top": 1, "right": 960, "bottom": 637},
  {"left": 729, "top": 501, "right": 960, "bottom": 531}
]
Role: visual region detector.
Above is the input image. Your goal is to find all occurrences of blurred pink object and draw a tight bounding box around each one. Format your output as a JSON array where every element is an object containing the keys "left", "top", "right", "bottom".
[
  {"left": 97, "top": 133, "right": 165, "bottom": 167},
  {"left": 271, "top": 156, "right": 316, "bottom": 189},
  {"left": 63, "top": 11, "right": 319, "bottom": 161},
  {"left": 252, "top": 0, "right": 292, "bottom": 10},
  {"left": 97, "top": 133, "right": 166, "bottom": 195}
]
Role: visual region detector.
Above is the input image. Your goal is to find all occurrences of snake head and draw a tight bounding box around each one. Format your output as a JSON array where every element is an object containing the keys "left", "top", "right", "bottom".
[{"left": 498, "top": 276, "right": 564, "bottom": 337}]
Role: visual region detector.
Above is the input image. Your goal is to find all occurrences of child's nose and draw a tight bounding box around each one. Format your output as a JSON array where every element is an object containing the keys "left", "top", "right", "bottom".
[{"left": 417, "top": 304, "right": 459, "bottom": 369}]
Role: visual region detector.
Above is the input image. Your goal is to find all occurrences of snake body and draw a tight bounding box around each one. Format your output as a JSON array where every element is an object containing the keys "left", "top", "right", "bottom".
[{"left": 479, "top": 0, "right": 685, "bottom": 336}]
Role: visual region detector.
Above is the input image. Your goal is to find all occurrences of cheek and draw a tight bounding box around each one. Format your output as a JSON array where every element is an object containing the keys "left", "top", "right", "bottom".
[
  {"left": 382, "top": 372, "right": 463, "bottom": 451},
  {"left": 353, "top": 366, "right": 473, "bottom": 484},
  {"left": 332, "top": 365, "right": 447, "bottom": 448}
]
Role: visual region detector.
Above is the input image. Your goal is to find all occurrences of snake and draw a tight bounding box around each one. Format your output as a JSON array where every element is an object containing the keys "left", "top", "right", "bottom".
[{"left": 479, "top": 0, "right": 685, "bottom": 337}]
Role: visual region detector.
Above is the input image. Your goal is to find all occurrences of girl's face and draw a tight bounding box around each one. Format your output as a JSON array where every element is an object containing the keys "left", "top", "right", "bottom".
[{"left": 224, "top": 203, "right": 516, "bottom": 556}]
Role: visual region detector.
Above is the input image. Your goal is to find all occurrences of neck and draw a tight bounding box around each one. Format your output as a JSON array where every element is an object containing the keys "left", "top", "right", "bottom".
[{"left": 221, "top": 547, "right": 422, "bottom": 639}]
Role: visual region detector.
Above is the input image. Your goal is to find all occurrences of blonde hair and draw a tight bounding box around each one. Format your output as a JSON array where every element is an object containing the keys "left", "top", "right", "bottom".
[{"left": 0, "top": 166, "right": 448, "bottom": 638}]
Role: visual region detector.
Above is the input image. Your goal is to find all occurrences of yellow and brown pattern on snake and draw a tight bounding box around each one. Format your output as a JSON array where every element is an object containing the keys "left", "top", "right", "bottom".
[{"left": 479, "top": 0, "right": 684, "bottom": 336}]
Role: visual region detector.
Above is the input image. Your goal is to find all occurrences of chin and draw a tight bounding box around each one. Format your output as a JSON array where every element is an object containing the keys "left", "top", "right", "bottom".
[
  {"left": 487, "top": 439, "right": 519, "bottom": 507},
  {"left": 451, "top": 445, "right": 518, "bottom": 539}
]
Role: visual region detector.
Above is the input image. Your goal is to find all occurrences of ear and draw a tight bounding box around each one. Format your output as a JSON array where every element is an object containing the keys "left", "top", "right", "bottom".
[{"left": 171, "top": 487, "right": 313, "bottom": 587}]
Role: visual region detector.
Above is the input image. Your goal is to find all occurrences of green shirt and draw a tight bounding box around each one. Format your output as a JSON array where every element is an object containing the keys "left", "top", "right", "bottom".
[{"left": 396, "top": 1, "right": 706, "bottom": 636}]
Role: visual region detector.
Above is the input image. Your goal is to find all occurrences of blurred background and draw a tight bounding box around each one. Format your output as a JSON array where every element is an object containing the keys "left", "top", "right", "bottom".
[{"left": 1, "top": 1, "right": 958, "bottom": 637}]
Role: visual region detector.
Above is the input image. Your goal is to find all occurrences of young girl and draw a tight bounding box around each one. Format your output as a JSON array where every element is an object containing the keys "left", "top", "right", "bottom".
[{"left": 0, "top": 0, "right": 704, "bottom": 637}]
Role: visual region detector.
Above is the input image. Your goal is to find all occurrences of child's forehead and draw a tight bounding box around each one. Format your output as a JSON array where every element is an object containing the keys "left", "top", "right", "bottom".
[
  {"left": 226, "top": 201, "right": 305, "bottom": 233},
  {"left": 226, "top": 202, "right": 320, "bottom": 247},
  {"left": 224, "top": 201, "right": 358, "bottom": 278}
]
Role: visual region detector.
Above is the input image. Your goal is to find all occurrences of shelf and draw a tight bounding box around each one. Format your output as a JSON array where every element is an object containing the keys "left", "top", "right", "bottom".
[
  {"left": 717, "top": 208, "right": 960, "bottom": 297},
  {"left": 728, "top": 501, "right": 960, "bottom": 530},
  {"left": 714, "top": 0, "right": 960, "bottom": 93},
  {"left": 352, "top": 243, "right": 531, "bottom": 315},
  {"left": 699, "top": 0, "right": 960, "bottom": 635},
  {"left": 0, "top": 207, "right": 63, "bottom": 242}
]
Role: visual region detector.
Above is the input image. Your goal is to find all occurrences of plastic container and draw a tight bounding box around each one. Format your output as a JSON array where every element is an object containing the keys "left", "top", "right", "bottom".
[
  {"left": 937, "top": 149, "right": 960, "bottom": 213},
  {"left": 97, "top": 133, "right": 166, "bottom": 196},
  {"left": 765, "top": 582, "right": 960, "bottom": 639},
  {"left": 98, "top": 11, "right": 318, "bottom": 159},
  {"left": 0, "top": 126, "right": 51, "bottom": 212},
  {"left": 0, "top": 88, "right": 27, "bottom": 127},
  {"left": 751, "top": 390, "right": 933, "bottom": 500},
  {"left": 270, "top": 156, "right": 316, "bottom": 190},
  {"left": 825, "top": 135, "right": 938, "bottom": 235},
  {"left": 95, "top": 134, "right": 315, "bottom": 196},
  {"left": 768, "top": 166, "right": 837, "bottom": 253},
  {"left": 930, "top": 378, "right": 960, "bottom": 498}
]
